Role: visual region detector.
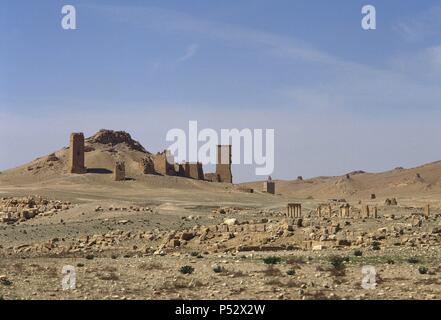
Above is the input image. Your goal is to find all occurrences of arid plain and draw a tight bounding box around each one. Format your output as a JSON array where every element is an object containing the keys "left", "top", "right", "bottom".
[{"left": 1, "top": 130, "right": 441, "bottom": 300}]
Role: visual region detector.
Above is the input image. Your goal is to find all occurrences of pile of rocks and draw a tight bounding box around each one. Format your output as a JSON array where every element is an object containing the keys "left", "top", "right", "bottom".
[
  {"left": 0, "top": 196, "right": 73, "bottom": 223},
  {"left": 94, "top": 205, "right": 153, "bottom": 213}
]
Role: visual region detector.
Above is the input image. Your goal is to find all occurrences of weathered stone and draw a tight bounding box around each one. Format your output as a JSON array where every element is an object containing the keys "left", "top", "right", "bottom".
[
  {"left": 215, "top": 145, "right": 232, "bottom": 183},
  {"left": 69, "top": 133, "right": 87, "bottom": 174}
]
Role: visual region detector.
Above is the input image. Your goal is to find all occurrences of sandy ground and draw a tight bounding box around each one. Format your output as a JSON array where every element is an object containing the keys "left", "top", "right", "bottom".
[
  {"left": 1, "top": 130, "right": 441, "bottom": 300},
  {"left": 1, "top": 174, "right": 441, "bottom": 300}
]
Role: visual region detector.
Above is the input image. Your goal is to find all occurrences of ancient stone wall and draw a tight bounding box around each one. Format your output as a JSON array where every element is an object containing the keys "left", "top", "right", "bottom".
[
  {"left": 184, "top": 162, "right": 204, "bottom": 180},
  {"left": 153, "top": 150, "right": 175, "bottom": 176},
  {"left": 204, "top": 173, "right": 220, "bottom": 182},
  {"left": 140, "top": 157, "right": 155, "bottom": 174}
]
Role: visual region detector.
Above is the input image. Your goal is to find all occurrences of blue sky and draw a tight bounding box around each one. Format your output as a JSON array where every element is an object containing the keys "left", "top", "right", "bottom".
[{"left": 1, "top": 0, "right": 441, "bottom": 182}]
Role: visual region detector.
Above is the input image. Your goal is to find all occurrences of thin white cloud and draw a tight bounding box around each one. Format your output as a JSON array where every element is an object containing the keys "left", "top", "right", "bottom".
[
  {"left": 177, "top": 44, "right": 199, "bottom": 62},
  {"left": 394, "top": 6, "right": 441, "bottom": 42},
  {"left": 85, "top": 4, "right": 336, "bottom": 66}
]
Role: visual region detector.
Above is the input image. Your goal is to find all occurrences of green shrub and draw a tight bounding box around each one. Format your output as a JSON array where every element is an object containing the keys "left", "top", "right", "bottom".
[
  {"left": 263, "top": 256, "right": 282, "bottom": 265},
  {"left": 212, "top": 265, "right": 225, "bottom": 273},
  {"left": 328, "top": 255, "right": 347, "bottom": 277},
  {"left": 329, "top": 255, "right": 346, "bottom": 270},
  {"left": 407, "top": 257, "right": 420, "bottom": 264},
  {"left": 179, "top": 265, "right": 195, "bottom": 275},
  {"left": 0, "top": 278, "right": 12, "bottom": 286},
  {"left": 418, "top": 266, "right": 428, "bottom": 275},
  {"left": 354, "top": 250, "right": 363, "bottom": 257},
  {"left": 371, "top": 241, "right": 381, "bottom": 251},
  {"left": 286, "top": 269, "right": 296, "bottom": 276}
]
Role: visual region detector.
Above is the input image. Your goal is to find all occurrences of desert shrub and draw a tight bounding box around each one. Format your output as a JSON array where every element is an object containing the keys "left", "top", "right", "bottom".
[
  {"left": 328, "top": 255, "right": 346, "bottom": 277},
  {"left": 407, "top": 257, "right": 420, "bottom": 264},
  {"left": 418, "top": 266, "right": 429, "bottom": 275},
  {"left": 329, "top": 256, "right": 344, "bottom": 269},
  {"left": 386, "top": 258, "right": 395, "bottom": 265},
  {"left": 354, "top": 250, "right": 363, "bottom": 257},
  {"left": 371, "top": 241, "right": 381, "bottom": 251},
  {"left": 179, "top": 265, "right": 194, "bottom": 275},
  {"left": 0, "top": 278, "right": 12, "bottom": 286},
  {"left": 263, "top": 256, "right": 282, "bottom": 265},
  {"left": 286, "top": 268, "right": 296, "bottom": 276}
]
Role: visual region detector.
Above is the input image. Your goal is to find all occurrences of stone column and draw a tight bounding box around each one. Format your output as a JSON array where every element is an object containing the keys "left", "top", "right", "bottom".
[{"left": 424, "top": 205, "right": 430, "bottom": 218}]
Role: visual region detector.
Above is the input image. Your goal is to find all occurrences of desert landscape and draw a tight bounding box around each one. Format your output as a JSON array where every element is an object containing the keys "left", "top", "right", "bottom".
[{"left": 1, "top": 129, "right": 441, "bottom": 300}]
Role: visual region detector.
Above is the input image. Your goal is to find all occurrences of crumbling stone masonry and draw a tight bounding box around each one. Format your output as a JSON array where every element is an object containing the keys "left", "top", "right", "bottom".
[
  {"left": 262, "top": 176, "right": 275, "bottom": 194},
  {"left": 153, "top": 150, "right": 175, "bottom": 176},
  {"left": 174, "top": 163, "right": 186, "bottom": 177},
  {"left": 204, "top": 173, "right": 219, "bottom": 182},
  {"left": 362, "top": 205, "right": 370, "bottom": 218},
  {"left": 339, "top": 203, "right": 351, "bottom": 218},
  {"left": 373, "top": 206, "right": 378, "bottom": 218},
  {"left": 184, "top": 162, "right": 204, "bottom": 180},
  {"left": 316, "top": 206, "right": 322, "bottom": 217},
  {"left": 140, "top": 157, "right": 155, "bottom": 174},
  {"left": 287, "top": 203, "right": 302, "bottom": 218},
  {"left": 425, "top": 204, "right": 430, "bottom": 218},
  {"left": 216, "top": 145, "right": 232, "bottom": 183},
  {"left": 114, "top": 161, "right": 125, "bottom": 181},
  {"left": 69, "top": 133, "right": 87, "bottom": 174}
]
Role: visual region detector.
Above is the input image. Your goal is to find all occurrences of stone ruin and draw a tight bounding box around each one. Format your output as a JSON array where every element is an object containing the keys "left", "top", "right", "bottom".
[
  {"left": 316, "top": 205, "right": 331, "bottom": 217},
  {"left": 69, "top": 133, "right": 87, "bottom": 174},
  {"left": 339, "top": 203, "right": 351, "bottom": 218},
  {"left": 65, "top": 132, "right": 233, "bottom": 183},
  {"left": 215, "top": 145, "right": 232, "bottom": 183},
  {"left": 424, "top": 204, "right": 430, "bottom": 218},
  {"left": 362, "top": 205, "right": 378, "bottom": 218},
  {"left": 385, "top": 198, "right": 398, "bottom": 206},
  {"left": 114, "top": 161, "right": 125, "bottom": 181},
  {"left": 184, "top": 162, "right": 204, "bottom": 180},
  {"left": 204, "top": 173, "right": 219, "bottom": 182},
  {"left": 0, "top": 196, "right": 73, "bottom": 223},
  {"left": 286, "top": 203, "right": 302, "bottom": 218},
  {"left": 153, "top": 150, "right": 175, "bottom": 176},
  {"left": 262, "top": 176, "right": 275, "bottom": 194}
]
